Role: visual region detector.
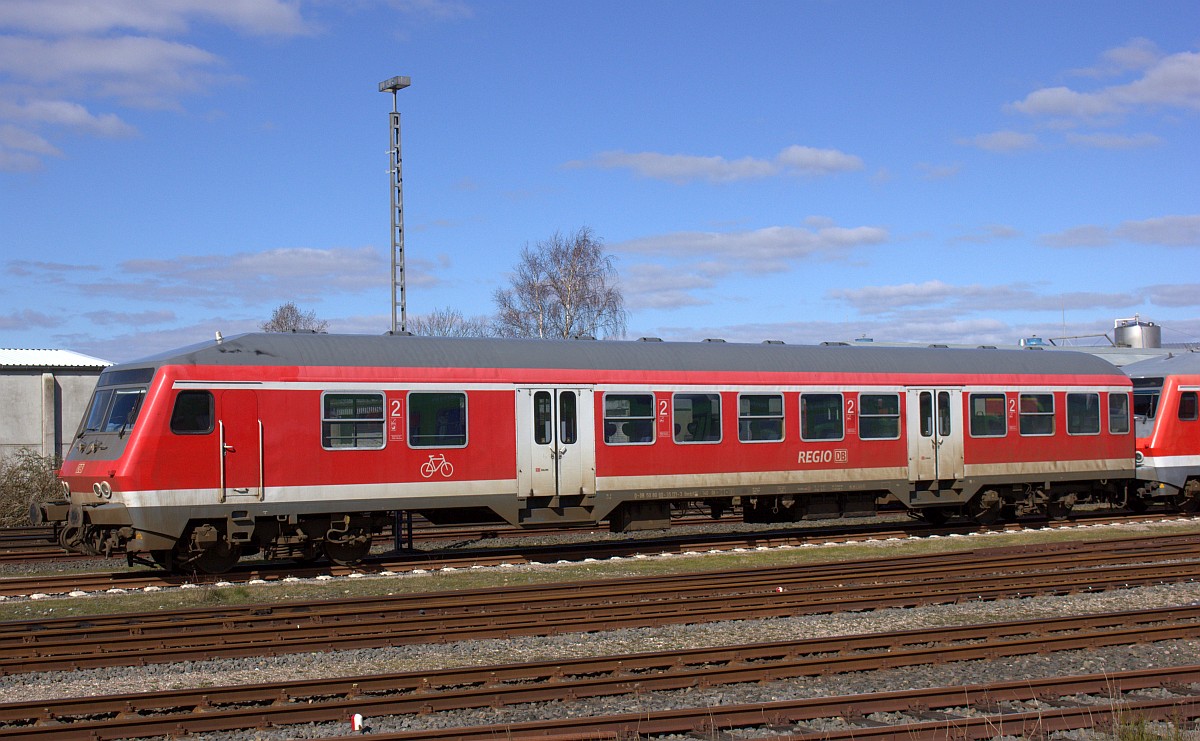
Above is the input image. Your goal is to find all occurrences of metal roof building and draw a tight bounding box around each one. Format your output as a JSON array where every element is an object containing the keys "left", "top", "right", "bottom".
[{"left": 0, "top": 348, "right": 111, "bottom": 463}]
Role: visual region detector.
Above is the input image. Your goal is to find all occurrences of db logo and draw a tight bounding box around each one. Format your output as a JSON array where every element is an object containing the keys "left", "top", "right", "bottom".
[
  {"left": 833, "top": 449, "right": 848, "bottom": 463},
  {"left": 419, "top": 454, "right": 455, "bottom": 478}
]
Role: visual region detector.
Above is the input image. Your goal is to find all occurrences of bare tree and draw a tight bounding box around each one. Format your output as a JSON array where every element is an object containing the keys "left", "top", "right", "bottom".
[
  {"left": 493, "top": 227, "right": 626, "bottom": 339},
  {"left": 407, "top": 306, "right": 494, "bottom": 337},
  {"left": 260, "top": 302, "right": 329, "bottom": 333}
]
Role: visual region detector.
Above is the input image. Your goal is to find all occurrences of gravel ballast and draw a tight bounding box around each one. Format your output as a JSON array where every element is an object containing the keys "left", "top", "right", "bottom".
[{"left": 3, "top": 520, "right": 1200, "bottom": 739}]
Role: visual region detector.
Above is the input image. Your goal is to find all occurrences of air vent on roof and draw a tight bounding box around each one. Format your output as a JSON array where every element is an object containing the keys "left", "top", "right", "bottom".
[
  {"left": 572, "top": 334, "right": 597, "bottom": 340},
  {"left": 928, "top": 344, "right": 949, "bottom": 348},
  {"left": 762, "top": 340, "right": 784, "bottom": 345},
  {"left": 977, "top": 345, "right": 997, "bottom": 349},
  {"left": 638, "top": 337, "right": 663, "bottom": 342},
  {"left": 703, "top": 338, "right": 726, "bottom": 343},
  {"left": 821, "top": 341, "right": 849, "bottom": 346}
]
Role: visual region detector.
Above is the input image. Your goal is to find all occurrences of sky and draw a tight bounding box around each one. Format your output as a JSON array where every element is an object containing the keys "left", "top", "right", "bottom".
[{"left": 1, "top": 0, "right": 1199, "bottom": 363}]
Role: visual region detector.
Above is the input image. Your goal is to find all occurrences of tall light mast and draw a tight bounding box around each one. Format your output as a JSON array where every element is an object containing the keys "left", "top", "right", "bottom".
[{"left": 379, "top": 75, "right": 411, "bottom": 334}]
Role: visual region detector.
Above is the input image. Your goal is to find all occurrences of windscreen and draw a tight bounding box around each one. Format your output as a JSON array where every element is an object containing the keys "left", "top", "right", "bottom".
[{"left": 1131, "top": 376, "right": 1162, "bottom": 439}]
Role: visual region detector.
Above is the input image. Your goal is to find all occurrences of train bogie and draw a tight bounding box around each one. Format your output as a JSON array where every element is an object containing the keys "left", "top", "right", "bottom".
[{"left": 45, "top": 333, "right": 1150, "bottom": 573}]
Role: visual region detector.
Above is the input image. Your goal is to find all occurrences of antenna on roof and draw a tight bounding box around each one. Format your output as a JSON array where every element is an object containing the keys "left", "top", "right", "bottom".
[{"left": 215, "top": 331, "right": 224, "bottom": 345}]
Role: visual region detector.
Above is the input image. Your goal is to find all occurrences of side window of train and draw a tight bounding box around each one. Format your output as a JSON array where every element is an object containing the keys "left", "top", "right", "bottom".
[
  {"left": 674, "top": 393, "right": 722, "bottom": 443},
  {"left": 170, "top": 390, "right": 213, "bottom": 434},
  {"left": 407, "top": 392, "right": 467, "bottom": 448},
  {"left": 322, "top": 392, "right": 386, "bottom": 449},
  {"left": 859, "top": 393, "right": 900, "bottom": 440},
  {"left": 1180, "top": 391, "right": 1199, "bottom": 422},
  {"left": 603, "top": 393, "right": 655, "bottom": 444},
  {"left": 1018, "top": 393, "right": 1054, "bottom": 436},
  {"left": 800, "top": 393, "right": 843, "bottom": 441},
  {"left": 1109, "top": 392, "right": 1131, "bottom": 434},
  {"left": 1066, "top": 392, "right": 1101, "bottom": 435},
  {"left": 738, "top": 394, "right": 784, "bottom": 442},
  {"left": 968, "top": 394, "right": 1006, "bottom": 437}
]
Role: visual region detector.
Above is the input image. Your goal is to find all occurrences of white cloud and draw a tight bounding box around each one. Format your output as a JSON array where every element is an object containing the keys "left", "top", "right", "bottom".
[
  {"left": 1065, "top": 132, "right": 1161, "bottom": 149},
  {"left": 1145, "top": 284, "right": 1200, "bottom": 308},
  {"left": 0, "top": 0, "right": 312, "bottom": 37},
  {"left": 1070, "top": 38, "right": 1162, "bottom": 78},
  {"left": 1042, "top": 215, "right": 1200, "bottom": 248},
  {"left": 0, "top": 100, "right": 137, "bottom": 137},
  {"left": 776, "top": 145, "right": 865, "bottom": 175},
  {"left": 949, "top": 224, "right": 1020, "bottom": 244},
  {"left": 617, "top": 223, "right": 888, "bottom": 274},
  {"left": 961, "top": 130, "right": 1039, "bottom": 152},
  {"left": 0, "top": 123, "right": 60, "bottom": 155},
  {"left": 1114, "top": 215, "right": 1200, "bottom": 247},
  {"left": 622, "top": 263, "right": 714, "bottom": 311},
  {"left": 0, "top": 1, "right": 316, "bottom": 170},
  {"left": 570, "top": 144, "right": 864, "bottom": 184},
  {"left": 827, "top": 281, "right": 1141, "bottom": 317},
  {"left": 1040, "top": 225, "right": 1113, "bottom": 248},
  {"left": 1010, "top": 47, "right": 1200, "bottom": 119},
  {"left": 916, "top": 162, "right": 961, "bottom": 180}
]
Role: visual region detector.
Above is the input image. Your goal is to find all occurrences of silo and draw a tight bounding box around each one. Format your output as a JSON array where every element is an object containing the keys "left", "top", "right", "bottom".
[{"left": 1114, "top": 316, "right": 1162, "bottom": 348}]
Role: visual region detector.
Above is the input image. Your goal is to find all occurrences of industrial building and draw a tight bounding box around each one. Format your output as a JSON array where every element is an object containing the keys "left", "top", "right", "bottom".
[{"left": 0, "top": 349, "right": 110, "bottom": 463}]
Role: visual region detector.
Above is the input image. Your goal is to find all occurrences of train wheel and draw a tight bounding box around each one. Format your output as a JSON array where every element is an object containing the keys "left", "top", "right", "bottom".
[
  {"left": 1045, "top": 496, "right": 1074, "bottom": 521},
  {"left": 149, "top": 550, "right": 175, "bottom": 571},
  {"left": 966, "top": 489, "right": 1003, "bottom": 526},
  {"left": 323, "top": 536, "right": 371, "bottom": 566},
  {"left": 920, "top": 507, "right": 952, "bottom": 526},
  {"left": 291, "top": 542, "right": 322, "bottom": 564},
  {"left": 189, "top": 542, "right": 242, "bottom": 574},
  {"left": 1174, "top": 482, "right": 1200, "bottom": 513},
  {"left": 1125, "top": 493, "right": 1150, "bottom": 513}
]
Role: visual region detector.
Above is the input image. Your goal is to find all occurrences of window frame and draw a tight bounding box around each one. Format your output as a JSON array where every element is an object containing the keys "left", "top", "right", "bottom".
[
  {"left": 857, "top": 393, "right": 900, "bottom": 440},
  {"left": 1108, "top": 392, "right": 1131, "bottom": 434},
  {"left": 1180, "top": 390, "right": 1199, "bottom": 422},
  {"left": 406, "top": 391, "right": 468, "bottom": 449},
  {"left": 672, "top": 392, "right": 723, "bottom": 445},
  {"left": 968, "top": 393, "right": 1008, "bottom": 438},
  {"left": 1066, "top": 392, "right": 1101, "bottom": 436},
  {"left": 320, "top": 391, "right": 387, "bottom": 451},
  {"left": 170, "top": 390, "right": 214, "bottom": 435},
  {"left": 737, "top": 392, "right": 784, "bottom": 443},
  {"left": 1018, "top": 393, "right": 1055, "bottom": 437},
  {"left": 601, "top": 392, "right": 656, "bottom": 445},
  {"left": 800, "top": 392, "right": 845, "bottom": 442}
]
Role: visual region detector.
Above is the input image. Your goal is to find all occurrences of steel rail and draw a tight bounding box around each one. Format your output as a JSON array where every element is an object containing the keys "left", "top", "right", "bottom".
[
  {"left": 315, "top": 665, "right": 1200, "bottom": 740},
  {"left": 4, "top": 530, "right": 1199, "bottom": 635},
  {"left": 1, "top": 514, "right": 1196, "bottom": 598},
  {"left": 0, "top": 532, "right": 1192, "bottom": 644},
  {"left": 3, "top": 606, "right": 1199, "bottom": 739},
  {"left": 4, "top": 538, "right": 1200, "bottom": 674}
]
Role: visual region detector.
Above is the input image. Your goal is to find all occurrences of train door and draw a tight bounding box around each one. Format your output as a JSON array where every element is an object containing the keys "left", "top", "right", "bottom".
[
  {"left": 905, "top": 388, "right": 964, "bottom": 484},
  {"left": 217, "top": 389, "right": 263, "bottom": 502},
  {"left": 516, "top": 388, "right": 596, "bottom": 499}
]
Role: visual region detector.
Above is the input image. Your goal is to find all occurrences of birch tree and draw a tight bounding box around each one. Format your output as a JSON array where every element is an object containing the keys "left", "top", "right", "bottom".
[{"left": 493, "top": 227, "right": 626, "bottom": 339}]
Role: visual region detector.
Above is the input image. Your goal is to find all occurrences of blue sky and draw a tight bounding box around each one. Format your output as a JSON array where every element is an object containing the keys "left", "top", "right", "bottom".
[{"left": 2, "top": 0, "right": 1198, "bottom": 363}]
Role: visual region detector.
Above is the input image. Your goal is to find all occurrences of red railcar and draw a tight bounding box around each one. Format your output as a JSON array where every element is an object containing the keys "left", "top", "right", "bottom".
[
  {"left": 39, "top": 333, "right": 1138, "bottom": 572},
  {"left": 1125, "top": 353, "right": 1200, "bottom": 511}
]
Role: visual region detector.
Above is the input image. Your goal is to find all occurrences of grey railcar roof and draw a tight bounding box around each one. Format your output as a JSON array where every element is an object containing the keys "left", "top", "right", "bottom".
[
  {"left": 120, "top": 332, "right": 1125, "bottom": 379},
  {"left": 1122, "top": 351, "right": 1200, "bottom": 378}
]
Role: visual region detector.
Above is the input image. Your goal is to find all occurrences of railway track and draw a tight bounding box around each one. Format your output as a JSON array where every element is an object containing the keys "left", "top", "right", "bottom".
[
  {"left": 3, "top": 600, "right": 1199, "bottom": 737},
  {"left": 1, "top": 511, "right": 1189, "bottom": 598},
  {"left": 0, "top": 517, "right": 626, "bottom": 564},
  {"left": 348, "top": 665, "right": 1200, "bottom": 741},
  {"left": 3, "top": 531, "right": 1200, "bottom": 675}
]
